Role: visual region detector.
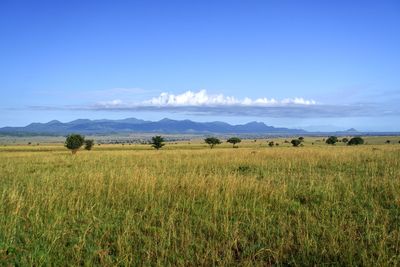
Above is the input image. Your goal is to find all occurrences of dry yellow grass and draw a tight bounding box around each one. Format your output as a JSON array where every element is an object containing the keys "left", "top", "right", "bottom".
[{"left": 1, "top": 143, "right": 400, "bottom": 265}]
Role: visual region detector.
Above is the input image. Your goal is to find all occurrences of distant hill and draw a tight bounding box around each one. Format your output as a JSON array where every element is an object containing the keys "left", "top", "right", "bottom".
[{"left": 0, "top": 118, "right": 307, "bottom": 135}]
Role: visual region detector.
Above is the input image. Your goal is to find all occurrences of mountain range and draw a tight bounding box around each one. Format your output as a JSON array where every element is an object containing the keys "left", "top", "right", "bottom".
[{"left": 0, "top": 118, "right": 308, "bottom": 135}]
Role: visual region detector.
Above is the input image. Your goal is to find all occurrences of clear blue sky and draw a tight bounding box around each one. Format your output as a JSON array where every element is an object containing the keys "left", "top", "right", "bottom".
[{"left": 1, "top": 0, "right": 399, "bottom": 131}]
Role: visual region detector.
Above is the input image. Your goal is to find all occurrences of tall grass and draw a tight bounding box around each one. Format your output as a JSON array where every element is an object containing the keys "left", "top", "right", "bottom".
[{"left": 1, "top": 146, "right": 399, "bottom": 265}]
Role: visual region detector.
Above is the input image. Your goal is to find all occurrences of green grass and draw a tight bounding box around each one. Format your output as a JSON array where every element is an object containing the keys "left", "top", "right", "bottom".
[{"left": 1, "top": 143, "right": 400, "bottom": 265}]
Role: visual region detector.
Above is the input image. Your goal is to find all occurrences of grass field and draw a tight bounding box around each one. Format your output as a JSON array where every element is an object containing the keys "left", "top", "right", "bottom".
[{"left": 1, "top": 138, "right": 400, "bottom": 265}]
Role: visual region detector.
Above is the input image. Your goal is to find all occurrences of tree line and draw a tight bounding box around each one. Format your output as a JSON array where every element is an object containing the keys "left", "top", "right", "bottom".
[{"left": 65, "top": 134, "right": 367, "bottom": 154}]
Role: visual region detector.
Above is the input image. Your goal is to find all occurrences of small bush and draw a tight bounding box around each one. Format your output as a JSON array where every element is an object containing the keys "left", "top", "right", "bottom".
[
  {"left": 268, "top": 141, "right": 274, "bottom": 147},
  {"left": 348, "top": 137, "right": 364, "bottom": 145},
  {"left": 291, "top": 139, "right": 301, "bottom": 147},
  {"left": 326, "top": 136, "right": 338, "bottom": 145},
  {"left": 84, "top": 139, "right": 94, "bottom": 150}
]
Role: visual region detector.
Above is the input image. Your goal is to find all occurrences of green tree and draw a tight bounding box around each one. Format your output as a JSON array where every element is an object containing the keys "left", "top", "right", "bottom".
[
  {"left": 204, "top": 137, "right": 221, "bottom": 149},
  {"left": 151, "top": 136, "right": 165, "bottom": 150},
  {"left": 268, "top": 141, "right": 274, "bottom": 147},
  {"left": 342, "top": 137, "right": 349, "bottom": 143},
  {"left": 326, "top": 136, "right": 338, "bottom": 145},
  {"left": 385, "top": 140, "right": 391, "bottom": 144},
  {"left": 84, "top": 139, "right": 94, "bottom": 150},
  {"left": 227, "top": 137, "right": 241, "bottom": 148},
  {"left": 347, "top": 137, "right": 364, "bottom": 145},
  {"left": 291, "top": 139, "right": 301, "bottom": 147},
  {"left": 65, "top": 134, "right": 85, "bottom": 154},
  {"left": 298, "top": 137, "right": 304, "bottom": 142}
]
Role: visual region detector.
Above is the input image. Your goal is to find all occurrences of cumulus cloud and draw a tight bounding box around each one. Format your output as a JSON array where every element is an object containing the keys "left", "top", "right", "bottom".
[
  {"left": 143, "top": 90, "right": 316, "bottom": 106},
  {"left": 25, "top": 90, "right": 400, "bottom": 118}
]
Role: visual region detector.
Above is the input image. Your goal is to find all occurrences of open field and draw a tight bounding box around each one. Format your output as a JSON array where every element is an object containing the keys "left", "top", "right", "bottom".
[{"left": 1, "top": 140, "right": 400, "bottom": 265}]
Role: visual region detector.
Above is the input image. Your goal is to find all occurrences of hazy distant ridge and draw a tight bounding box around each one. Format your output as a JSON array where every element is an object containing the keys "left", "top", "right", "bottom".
[{"left": 0, "top": 118, "right": 306, "bottom": 135}]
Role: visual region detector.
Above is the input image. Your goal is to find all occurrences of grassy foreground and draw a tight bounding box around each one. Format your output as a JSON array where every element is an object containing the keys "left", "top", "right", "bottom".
[{"left": 1, "top": 144, "right": 400, "bottom": 265}]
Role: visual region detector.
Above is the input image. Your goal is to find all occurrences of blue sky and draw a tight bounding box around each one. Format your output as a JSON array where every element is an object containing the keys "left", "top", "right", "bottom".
[{"left": 1, "top": 0, "right": 399, "bottom": 131}]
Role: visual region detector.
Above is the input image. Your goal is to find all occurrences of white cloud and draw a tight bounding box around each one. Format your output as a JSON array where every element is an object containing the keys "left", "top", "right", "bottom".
[
  {"left": 28, "top": 89, "right": 400, "bottom": 118},
  {"left": 143, "top": 90, "right": 316, "bottom": 106},
  {"left": 97, "top": 99, "right": 123, "bottom": 108},
  {"left": 145, "top": 90, "right": 237, "bottom": 106},
  {"left": 281, "top": 97, "right": 317, "bottom": 105},
  {"left": 32, "top": 89, "right": 340, "bottom": 118}
]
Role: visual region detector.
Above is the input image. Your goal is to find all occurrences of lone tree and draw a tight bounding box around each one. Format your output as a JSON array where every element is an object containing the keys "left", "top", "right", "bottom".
[
  {"left": 347, "top": 137, "right": 364, "bottom": 145},
  {"left": 84, "top": 139, "right": 94, "bottom": 150},
  {"left": 326, "top": 136, "right": 338, "bottom": 145},
  {"left": 386, "top": 140, "right": 391, "bottom": 144},
  {"left": 227, "top": 137, "right": 241, "bottom": 148},
  {"left": 151, "top": 136, "right": 165, "bottom": 150},
  {"left": 204, "top": 137, "right": 221, "bottom": 149},
  {"left": 65, "top": 134, "right": 85, "bottom": 154},
  {"left": 342, "top": 137, "right": 349, "bottom": 143},
  {"left": 291, "top": 139, "right": 301, "bottom": 147}
]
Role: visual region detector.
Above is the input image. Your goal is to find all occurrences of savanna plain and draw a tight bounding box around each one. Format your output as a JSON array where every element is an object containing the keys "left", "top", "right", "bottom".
[{"left": 1, "top": 137, "right": 399, "bottom": 266}]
